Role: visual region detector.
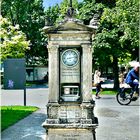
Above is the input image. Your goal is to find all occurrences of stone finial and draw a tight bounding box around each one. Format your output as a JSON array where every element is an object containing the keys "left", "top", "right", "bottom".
[
  {"left": 57, "top": 0, "right": 84, "bottom": 25},
  {"left": 66, "top": 0, "right": 75, "bottom": 18},
  {"left": 45, "top": 16, "right": 52, "bottom": 26},
  {"left": 67, "top": 7, "right": 75, "bottom": 18},
  {"left": 89, "top": 13, "right": 100, "bottom": 29}
]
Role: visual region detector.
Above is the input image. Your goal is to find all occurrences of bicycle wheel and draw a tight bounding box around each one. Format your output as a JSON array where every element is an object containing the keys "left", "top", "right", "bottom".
[{"left": 116, "top": 92, "right": 131, "bottom": 105}]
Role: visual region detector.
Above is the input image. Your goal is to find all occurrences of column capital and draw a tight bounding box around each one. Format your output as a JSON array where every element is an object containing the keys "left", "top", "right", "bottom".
[
  {"left": 47, "top": 45, "right": 59, "bottom": 53},
  {"left": 81, "top": 43, "right": 92, "bottom": 48}
]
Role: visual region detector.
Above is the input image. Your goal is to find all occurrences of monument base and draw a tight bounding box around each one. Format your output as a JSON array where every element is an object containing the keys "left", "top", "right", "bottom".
[
  {"left": 42, "top": 123, "right": 97, "bottom": 140},
  {"left": 43, "top": 102, "right": 98, "bottom": 140}
]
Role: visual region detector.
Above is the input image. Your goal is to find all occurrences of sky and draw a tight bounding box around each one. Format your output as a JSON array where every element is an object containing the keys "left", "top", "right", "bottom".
[{"left": 43, "top": 0, "right": 83, "bottom": 9}]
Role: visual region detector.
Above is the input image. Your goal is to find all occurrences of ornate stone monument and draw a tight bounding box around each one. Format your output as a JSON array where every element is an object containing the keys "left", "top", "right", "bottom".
[{"left": 42, "top": 1, "right": 98, "bottom": 140}]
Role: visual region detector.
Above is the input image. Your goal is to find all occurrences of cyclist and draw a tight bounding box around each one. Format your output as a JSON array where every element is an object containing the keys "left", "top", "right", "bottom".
[{"left": 125, "top": 65, "right": 139, "bottom": 97}]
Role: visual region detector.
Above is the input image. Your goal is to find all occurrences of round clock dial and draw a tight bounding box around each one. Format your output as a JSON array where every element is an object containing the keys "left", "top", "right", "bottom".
[{"left": 61, "top": 49, "right": 79, "bottom": 67}]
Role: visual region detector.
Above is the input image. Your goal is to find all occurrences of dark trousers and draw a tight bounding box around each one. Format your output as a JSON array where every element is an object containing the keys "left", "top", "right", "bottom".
[
  {"left": 129, "top": 82, "right": 139, "bottom": 93},
  {"left": 96, "top": 83, "right": 102, "bottom": 96}
]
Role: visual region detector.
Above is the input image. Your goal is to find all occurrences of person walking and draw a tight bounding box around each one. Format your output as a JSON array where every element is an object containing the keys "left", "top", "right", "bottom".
[
  {"left": 94, "top": 70, "right": 102, "bottom": 99},
  {"left": 119, "top": 71, "right": 125, "bottom": 88}
]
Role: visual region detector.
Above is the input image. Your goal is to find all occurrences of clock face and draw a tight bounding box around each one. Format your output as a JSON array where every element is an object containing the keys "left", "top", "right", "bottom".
[{"left": 61, "top": 49, "right": 79, "bottom": 67}]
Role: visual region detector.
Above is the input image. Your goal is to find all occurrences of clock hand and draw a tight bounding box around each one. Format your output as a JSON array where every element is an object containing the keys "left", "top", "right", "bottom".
[{"left": 67, "top": 56, "right": 76, "bottom": 59}]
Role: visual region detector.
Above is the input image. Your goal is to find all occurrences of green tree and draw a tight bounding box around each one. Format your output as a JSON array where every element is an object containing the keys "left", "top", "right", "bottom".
[
  {"left": 45, "top": 4, "right": 60, "bottom": 26},
  {"left": 1, "top": 0, "right": 47, "bottom": 65},
  {"left": 78, "top": 0, "right": 115, "bottom": 25},
  {"left": 78, "top": 0, "right": 138, "bottom": 89},
  {"left": 0, "top": 16, "right": 29, "bottom": 61},
  {"left": 93, "top": 0, "right": 139, "bottom": 89}
]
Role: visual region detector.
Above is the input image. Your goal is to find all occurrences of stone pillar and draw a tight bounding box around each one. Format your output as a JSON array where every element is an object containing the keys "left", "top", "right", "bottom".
[
  {"left": 81, "top": 44, "right": 93, "bottom": 102},
  {"left": 48, "top": 45, "right": 59, "bottom": 102}
]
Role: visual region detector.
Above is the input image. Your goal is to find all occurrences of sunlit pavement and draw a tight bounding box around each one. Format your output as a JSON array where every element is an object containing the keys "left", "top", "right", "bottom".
[
  {"left": 92, "top": 83, "right": 114, "bottom": 89},
  {"left": 94, "top": 95, "right": 139, "bottom": 140},
  {"left": 1, "top": 88, "right": 49, "bottom": 108}
]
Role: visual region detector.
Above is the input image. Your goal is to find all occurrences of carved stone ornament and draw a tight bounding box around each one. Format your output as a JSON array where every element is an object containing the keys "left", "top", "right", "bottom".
[{"left": 89, "top": 13, "right": 100, "bottom": 29}]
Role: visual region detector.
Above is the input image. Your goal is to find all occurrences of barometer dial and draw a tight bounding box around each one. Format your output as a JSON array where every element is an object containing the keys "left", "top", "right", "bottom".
[{"left": 61, "top": 49, "right": 79, "bottom": 67}]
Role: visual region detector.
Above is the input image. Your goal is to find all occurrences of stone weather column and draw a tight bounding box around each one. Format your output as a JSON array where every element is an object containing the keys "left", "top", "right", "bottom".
[
  {"left": 42, "top": 14, "right": 98, "bottom": 140},
  {"left": 81, "top": 43, "right": 93, "bottom": 102},
  {"left": 47, "top": 45, "right": 59, "bottom": 103}
]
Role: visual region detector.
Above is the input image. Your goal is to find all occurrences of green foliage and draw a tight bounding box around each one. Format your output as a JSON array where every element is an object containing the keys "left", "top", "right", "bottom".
[
  {"left": 59, "top": 0, "right": 70, "bottom": 18},
  {"left": 2, "top": 0, "right": 138, "bottom": 67},
  {"left": 78, "top": 0, "right": 139, "bottom": 66},
  {"left": 45, "top": 4, "right": 60, "bottom": 26},
  {"left": 1, "top": 106, "right": 38, "bottom": 131},
  {"left": 103, "top": 2, "right": 138, "bottom": 44},
  {"left": 99, "top": 0, "right": 139, "bottom": 62},
  {"left": 78, "top": 0, "right": 138, "bottom": 89},
  {"left": 77, "top": 0, "right": 116, "bottom": 68},
  {"left": 0, "top": 16, "right": 30, "bottom": 61},
  {"left": 91, "top": 0, "right": 139, "bottom": 69},
  {"left": 1, "top": 0, "right": 47, "bottom": 65},
  {"left": 78, "top": 0, "right": 115, "bottom": 25}
]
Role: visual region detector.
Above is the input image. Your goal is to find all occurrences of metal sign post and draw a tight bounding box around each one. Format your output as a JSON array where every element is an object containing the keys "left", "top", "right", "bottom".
[{"left": 24, "top": 88, "right": 26, "bottom": 106}]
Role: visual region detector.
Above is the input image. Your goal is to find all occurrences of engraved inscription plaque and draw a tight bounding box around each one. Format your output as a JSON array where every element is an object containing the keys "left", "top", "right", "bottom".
[{"left": 47, "top": 129, "right": 94, "bottom": 140}]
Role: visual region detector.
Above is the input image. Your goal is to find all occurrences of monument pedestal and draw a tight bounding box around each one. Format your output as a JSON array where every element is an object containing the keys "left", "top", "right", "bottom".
[
  {"left": 44, "top": 126, "right": 96, "bottom": 140},
  {"left": 42, "top": 102, "right": 98, "bottom": 140}
]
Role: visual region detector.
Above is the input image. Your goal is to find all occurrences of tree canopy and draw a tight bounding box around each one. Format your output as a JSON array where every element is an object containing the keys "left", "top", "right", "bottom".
[
  {"left": 1, "top": 0, "right": 47, "bottom": 65},
  {"left": 1, "top": 0, "right": 139, "bottom": 87},
  {"left": 77, "top": 0, "right": 139, "bottom": 89},
  {"left": 100, "top": 0, "right": 139, "bottom": 62},
  {"left": 0, "top": 16, "right": 30, "bottom": 61}
]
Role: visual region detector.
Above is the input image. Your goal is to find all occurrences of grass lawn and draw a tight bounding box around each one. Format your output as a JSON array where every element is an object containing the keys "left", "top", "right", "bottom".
[
  {"left": 92, "top": 89, "right": 117, "bottom": 95},
  {"left": 1, "top": 106, "right": 38, "bottom": 131}
]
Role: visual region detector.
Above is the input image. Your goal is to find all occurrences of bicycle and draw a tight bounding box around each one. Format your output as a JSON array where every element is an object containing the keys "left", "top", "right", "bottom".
[{"left": 116, "top": 87, "right": 139, "bottom": 105}]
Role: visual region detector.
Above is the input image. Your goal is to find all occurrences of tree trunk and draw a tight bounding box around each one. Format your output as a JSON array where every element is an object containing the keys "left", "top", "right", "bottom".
[{"left": 113, "top": 56, "right": 119, "bottom": 90}]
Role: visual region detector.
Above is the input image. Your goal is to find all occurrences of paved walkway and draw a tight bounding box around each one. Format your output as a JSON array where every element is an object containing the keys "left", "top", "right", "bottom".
[
  {"left": 1, "top": 88, "right": 139, "bottom": 140},
  {"left": 1, "top": 109, "right": 46, "bottom": 140}
]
